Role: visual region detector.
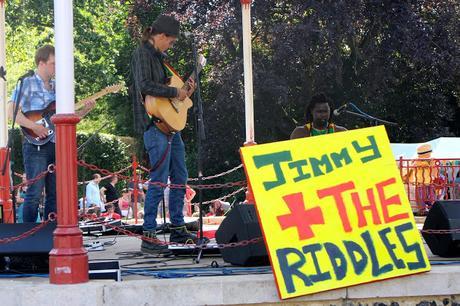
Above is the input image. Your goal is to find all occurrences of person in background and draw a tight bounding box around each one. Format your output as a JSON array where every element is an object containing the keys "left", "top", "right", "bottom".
[
  {"left": 206, "top": 199, "right": 230, "bottom": 217},
  {"left": 128, "top": 179, "right": 144, "bottom": 218},
  {"left": 101, "top": 203, "right": 121, "bottom": 220},
  {"left": 455, "top": 166, "right": 460, "bottom": 199},
  {"left": 85, "top": 173, "right": 104, "bottom": 212},
  {"left": 100, "top": 175, "right": 121, "bottom": 216},
  {"left": 403, "top": 143, "right": 439, "bottom": 215},
  {"left": 184, "top": 185, "right": 196, "bottom": 217},
  {"left": 15, "top": 175, "right": 28, "bottom": 223},
  {"left": 119, "top": 188, "right": 131, "bottom": 217},
  {"left": 290, "top": 93, "right": 346, "bottom": 139}
]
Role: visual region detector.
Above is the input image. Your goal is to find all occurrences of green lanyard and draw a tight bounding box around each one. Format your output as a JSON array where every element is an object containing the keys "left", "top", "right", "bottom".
[{"left": 309, "top": 124, "right": 335, "bottom": 136}]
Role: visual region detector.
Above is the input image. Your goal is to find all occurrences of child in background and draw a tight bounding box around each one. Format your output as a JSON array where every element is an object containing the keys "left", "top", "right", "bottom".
[{"left": 101, "top": 204, "right": 121, "bottom": 220}]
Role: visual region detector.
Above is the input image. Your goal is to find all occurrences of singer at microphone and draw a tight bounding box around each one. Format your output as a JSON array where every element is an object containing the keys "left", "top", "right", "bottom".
[{"left": 290, "top": 93, "right": 347, "bottom": 139}]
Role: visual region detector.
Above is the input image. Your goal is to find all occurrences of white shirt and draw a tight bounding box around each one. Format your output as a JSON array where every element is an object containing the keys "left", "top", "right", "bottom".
[{"left": 85, "top": 181, "right": 103, "bottom": 210}]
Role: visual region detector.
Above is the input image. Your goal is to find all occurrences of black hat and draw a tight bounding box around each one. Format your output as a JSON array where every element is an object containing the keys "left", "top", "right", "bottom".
[{"left": 152, "top": 15, "right": 180, "bottom": 37}]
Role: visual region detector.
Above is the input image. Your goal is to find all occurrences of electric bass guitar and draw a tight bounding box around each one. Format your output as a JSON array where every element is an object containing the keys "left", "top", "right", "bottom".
[
  {"left": 21, "top": 83, "right": 124, "bottom": 146},
  {"left": 144, "top": 55, "right": 207, "bottom": 134}
]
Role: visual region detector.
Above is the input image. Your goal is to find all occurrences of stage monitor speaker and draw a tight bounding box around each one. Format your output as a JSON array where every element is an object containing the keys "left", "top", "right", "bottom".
[
  {"left": 215, "top": 204, "right": 269, "bottom": 266},
  {"left": 0, "top": 222, "right": 56, "bottom": 255},
  {"left": 422, "top": 200, "right": 460, "bottom": 257},
  {"left": 0, "top": 222, "right": 56, "bottom": 273}
]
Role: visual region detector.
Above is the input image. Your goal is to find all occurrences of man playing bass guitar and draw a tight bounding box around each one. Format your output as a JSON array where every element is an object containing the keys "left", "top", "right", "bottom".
[
  {"left": 130, "top": 14, "right": 198, "bottom": 254},
  {"left": 8, "top": 45, "right": 94, "bottom": 222}
]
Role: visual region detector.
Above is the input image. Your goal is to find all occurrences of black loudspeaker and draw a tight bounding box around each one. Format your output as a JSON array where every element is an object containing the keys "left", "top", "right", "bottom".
[
  {"left": 422, "top": 201, "right": 460, "bottom": 257},
  {"left": 215, "top": 204, "right": 269, "bottom": 266},
  {"left": 0, "top": 222, "right": 56, "bottom": 273}
]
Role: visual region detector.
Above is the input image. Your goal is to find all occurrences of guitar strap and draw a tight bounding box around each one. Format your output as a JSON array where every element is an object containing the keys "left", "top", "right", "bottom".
[
  {"left": 143, "top": 45, "right": 176, "bottom": 135},
  {"left": 145, "top": 116, "right": 174, "bottom": 172},
  {"left": 150, "top": 134, "right": 173, "bottom": 173},
  {"left": 146, "top": 57, "right": 175, "bottom": 135},
  {"left": 162, "top": 61, "right": 173, "bottom": 84},
  {"left": 147, "top": 115, "right": 176, "bottom": 135}
]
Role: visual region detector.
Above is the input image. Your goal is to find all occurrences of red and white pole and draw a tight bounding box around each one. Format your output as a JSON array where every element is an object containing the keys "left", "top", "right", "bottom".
[
  {"left": 0, "top": 0, "right": 14, "bottom": 223},
  {"left": 49, "top": 0, "right": 88, "bottom": 284},
  {"left": 240, "top": 0, "right": 256, "bottom": 204}
]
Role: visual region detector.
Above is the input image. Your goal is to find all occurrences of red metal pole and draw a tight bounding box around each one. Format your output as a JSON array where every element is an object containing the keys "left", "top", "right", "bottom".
[
  {"left": 0, "top": 148, "right": 14, "bottom": 223},
  {"left": 49, "top": 114, "right": 88, "bottom": 284}
]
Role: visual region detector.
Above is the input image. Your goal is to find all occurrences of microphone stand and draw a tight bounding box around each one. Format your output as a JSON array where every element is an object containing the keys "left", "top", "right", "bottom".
[
  {"left": 190, "top": 35, "right": 207, "bottom": 263},
  {"left": 77, "top": 121, "right": 110, "bottom": 156},
  {"left": 340, "top": 103, "right": 398, "bottom": 127},
  {"left": 1, "top": 75, "right": 29, "bottom": 223},
  {"left": 2, "top": 77, "right": 26, "bottom": 175}
]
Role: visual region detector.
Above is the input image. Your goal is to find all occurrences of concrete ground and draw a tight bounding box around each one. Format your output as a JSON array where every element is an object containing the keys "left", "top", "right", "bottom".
[{"left": 1, "top": 218, "right": 460, "bottom": 305}]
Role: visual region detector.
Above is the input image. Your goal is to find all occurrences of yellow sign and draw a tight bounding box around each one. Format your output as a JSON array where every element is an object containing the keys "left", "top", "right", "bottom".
[{"left": 240, "top": 126, "right": 430, "bottom": 299}]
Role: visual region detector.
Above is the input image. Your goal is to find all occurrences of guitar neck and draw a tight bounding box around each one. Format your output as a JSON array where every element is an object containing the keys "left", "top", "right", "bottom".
[
  {"left": 181, "top": 66, "right": 204, "bottom": 90},
  {"left": 75, "top": 90, "right": 108, "bottom": 109},
  {"left": 74, "top": 87, "right": 119, "bottom": 109}
]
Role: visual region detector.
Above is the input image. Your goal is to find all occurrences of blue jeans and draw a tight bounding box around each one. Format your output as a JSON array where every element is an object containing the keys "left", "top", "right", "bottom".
[
  {"left": 143, "top": 126, "right": 188, "bottom": 231},
  {"left": 22, "top": 141, "right": 56, "bottom": 222}
]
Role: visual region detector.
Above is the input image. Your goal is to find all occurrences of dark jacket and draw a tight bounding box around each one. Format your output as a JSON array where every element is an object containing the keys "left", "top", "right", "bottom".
[{"left": 130, "top": 42, "right": 178, "bottom": 134}]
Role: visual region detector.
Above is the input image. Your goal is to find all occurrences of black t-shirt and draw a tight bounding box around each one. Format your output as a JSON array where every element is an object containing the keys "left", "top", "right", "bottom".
[{"left": 104, "top": 183, "right": 119, "bottom": 203}]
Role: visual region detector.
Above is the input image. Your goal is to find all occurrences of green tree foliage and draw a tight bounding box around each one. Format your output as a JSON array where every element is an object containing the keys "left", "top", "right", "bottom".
[
  {"left": 5, "top": 0, "right": 133, "bottom": 136},
  {"left": 141, "top": 0, "right": 460, "bottom": 179},
  {"left": 5, "top": 1, "right": 460, "bottom": 203},
  {"left": 76, "top": 132, "right": 132, "bottom": 195}
]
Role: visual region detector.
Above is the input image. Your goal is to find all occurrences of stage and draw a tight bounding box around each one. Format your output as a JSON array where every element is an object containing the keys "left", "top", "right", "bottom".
[{"left": 1, "top": 218, "right": 460, "bottom": 306}]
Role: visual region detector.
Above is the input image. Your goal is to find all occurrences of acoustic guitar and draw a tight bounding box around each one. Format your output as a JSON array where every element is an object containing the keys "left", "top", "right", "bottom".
[
  {"left": 21, "top": 83, "right": 124, "bottom": 146},
  {"left": 144, "top": 55, "right": 207, "bottom": 134}
]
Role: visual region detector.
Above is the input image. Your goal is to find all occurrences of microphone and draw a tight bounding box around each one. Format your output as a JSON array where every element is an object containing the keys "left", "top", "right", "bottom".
[
  {"left": 0, "top": 66, "right": 6, "bottom": 81},
  {"left": 18, "top": 70, "right": 34, "bottom": 80},
  {"left": 333, "top": 103, "right": 348, "bottom": 116}
]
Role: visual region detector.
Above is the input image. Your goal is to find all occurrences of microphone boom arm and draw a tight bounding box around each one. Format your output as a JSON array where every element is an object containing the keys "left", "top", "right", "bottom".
[{"left": 342, "top": 110, "right": 398, "bottom": 126}]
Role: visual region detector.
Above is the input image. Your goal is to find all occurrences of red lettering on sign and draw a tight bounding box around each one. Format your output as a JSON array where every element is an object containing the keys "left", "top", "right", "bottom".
[
  {"left": 376, "top": 178, "right": 409, "bottom": 223},
  {"left": 317, "top": 181, "right": 356, "bottom": 232}
]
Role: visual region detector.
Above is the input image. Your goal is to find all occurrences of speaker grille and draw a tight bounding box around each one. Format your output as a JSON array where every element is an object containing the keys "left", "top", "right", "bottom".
[
  {"left": 422, "top": 201, "right": 460, "bottom": 257},
  {"left": 216, "top": 204, "right": 269, "bottom": 266}
]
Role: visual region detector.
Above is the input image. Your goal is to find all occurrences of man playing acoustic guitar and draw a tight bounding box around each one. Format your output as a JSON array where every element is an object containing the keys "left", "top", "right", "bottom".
[
  {"left": 130, "top": 15, "right": 198, "bottom": 254},
  {"left": 8, "top": 45, "right": 94, "bottom": 222}
]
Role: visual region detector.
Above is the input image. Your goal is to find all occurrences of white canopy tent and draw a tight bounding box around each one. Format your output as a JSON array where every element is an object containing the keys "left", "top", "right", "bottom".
[{"left": 391, "top": 137, "right": 460, "bottom": 159}]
